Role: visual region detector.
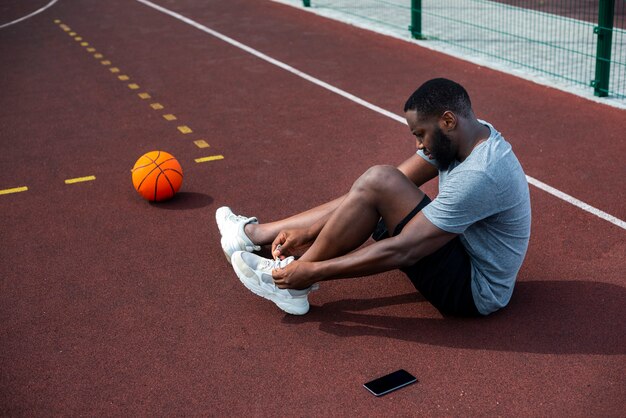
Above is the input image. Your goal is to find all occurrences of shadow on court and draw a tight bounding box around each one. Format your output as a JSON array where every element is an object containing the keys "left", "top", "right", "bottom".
[{"left": 283, "top": 280, "right": 626, "bottom": 355}]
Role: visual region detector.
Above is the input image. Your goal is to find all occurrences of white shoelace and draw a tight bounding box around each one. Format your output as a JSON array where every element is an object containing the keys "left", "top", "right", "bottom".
[{"left": 259, "top": 257, "right": 291, "bottom": 272}]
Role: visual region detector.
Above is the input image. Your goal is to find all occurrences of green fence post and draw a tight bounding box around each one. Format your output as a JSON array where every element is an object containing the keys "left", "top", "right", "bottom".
[
  {"left": 592, "top": 0, "right": 615, "bottom": 97},
  {"left": 303, "top": 0, "right": 311, "bottom": 7},
  {"left": 409, "top": 0, "right": 424, "bottom": 39}
]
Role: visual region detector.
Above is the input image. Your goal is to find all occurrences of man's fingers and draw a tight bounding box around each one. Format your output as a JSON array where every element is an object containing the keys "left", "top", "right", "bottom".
[
  {"left": 273, "top": 233, "right": 297, "bottom": 259},
  {"left": 271, "top": 266, "right": 283, "bottom": 279},
  {"left": 271, "top": 265, "right": 288, "bottom": 287},
  {"left": 271, "top": 262, "right": 292, "bottom": 288},
  {"left": 272, "top": 242, "right": 286, "bottom": 259},
  {"left": 271, "top": 232, "right": 287, "bottom": 256},
  {"left": 273, "top": 244, "right": 283, "bottom": 260}
]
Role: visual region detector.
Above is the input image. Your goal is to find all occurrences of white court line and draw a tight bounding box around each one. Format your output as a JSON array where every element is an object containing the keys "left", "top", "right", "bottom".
[
  {"left": 0, "top": 0, "right": 59, "bottom": 29},
  {"left": 526, "top": 176, "right": 626, "bottom": 229},
  {"left": 136, "top": 0, "right": 626, "bottom": 231}
]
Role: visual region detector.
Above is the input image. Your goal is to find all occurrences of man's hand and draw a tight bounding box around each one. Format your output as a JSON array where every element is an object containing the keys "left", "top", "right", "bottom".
[
  {"left": 272, "top": 260, "right": 317, "bottom": 290},
  {"left": 271, "top": 228, "right": 314, "bottom": 259}
]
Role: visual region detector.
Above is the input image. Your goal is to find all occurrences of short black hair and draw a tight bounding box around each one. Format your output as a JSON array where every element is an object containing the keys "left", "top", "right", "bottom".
[{"left": 403, "top": 78, "right": 472, "bottom": 118}]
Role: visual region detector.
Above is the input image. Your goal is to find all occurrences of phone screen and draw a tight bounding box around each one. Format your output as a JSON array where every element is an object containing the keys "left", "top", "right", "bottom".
[{"left": 363, "top": 369, "right": 417, "bottom": 396}]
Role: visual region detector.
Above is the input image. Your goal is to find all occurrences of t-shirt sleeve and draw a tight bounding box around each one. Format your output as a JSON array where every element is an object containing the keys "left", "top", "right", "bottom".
[
  {"left": 422, "top": 170, "right": 501, "bottom": 234},
  {"left": 416, "top": 149, "right": 438, "bottom": 167}
]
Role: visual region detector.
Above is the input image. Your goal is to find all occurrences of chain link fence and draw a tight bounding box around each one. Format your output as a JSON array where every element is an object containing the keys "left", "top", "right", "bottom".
[{"left": 298, "top": 0, "right": 626, "bottom": 102}]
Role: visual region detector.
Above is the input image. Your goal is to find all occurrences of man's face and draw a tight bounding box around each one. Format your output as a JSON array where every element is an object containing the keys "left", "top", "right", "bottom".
[{"left": 405, "top": 110, "right": 456, "bottom": 170}]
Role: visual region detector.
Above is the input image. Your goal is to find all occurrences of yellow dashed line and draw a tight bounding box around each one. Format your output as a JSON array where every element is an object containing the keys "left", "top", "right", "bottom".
[
  {"left": 65, "top": 176, "right": 96, "bottom": 185},
  {"left": 55, "top": 20, "right": 225, "bottom": 168},
  {"left": 0, "top": 186, "right": 28, "bottom": 195},
  {"left": 194, "top": 140, "right": 210, "bottom": 148},
  {"left": 195, "top": 155, "right": 224, "bottom": 163}
]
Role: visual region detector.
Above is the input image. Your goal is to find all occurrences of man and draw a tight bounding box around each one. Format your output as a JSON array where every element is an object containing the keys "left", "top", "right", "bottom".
[{"left": 216, "top": 78, "right": 531, "bottom": 317}]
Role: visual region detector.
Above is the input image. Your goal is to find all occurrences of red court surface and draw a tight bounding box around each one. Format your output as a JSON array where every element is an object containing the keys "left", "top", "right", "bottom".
[{"left": 1, "top": 0, "right": 625, "bottom": 416}]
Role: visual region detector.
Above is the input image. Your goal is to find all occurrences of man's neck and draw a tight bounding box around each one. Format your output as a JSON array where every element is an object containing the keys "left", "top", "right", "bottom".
[{"left": 457, "top": 119, "right": 491, "bottom": 162}]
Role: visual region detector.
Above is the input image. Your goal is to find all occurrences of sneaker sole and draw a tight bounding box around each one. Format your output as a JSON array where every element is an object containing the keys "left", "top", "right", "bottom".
[
  {"left": 231, "top": 253, "right": 309, "bottom": 315},
  {"left": 216, "top": 208, "right": 234, "bottom": 264},
  {"left": 220, "top": 237, "right": 233, "bottom": 264},
  {"left": 215, "top": 207, "right": 231, "bottom": 236}
]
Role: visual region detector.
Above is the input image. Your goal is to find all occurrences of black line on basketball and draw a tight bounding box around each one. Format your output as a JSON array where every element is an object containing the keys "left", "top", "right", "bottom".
[
  {"left": 163, "top": 168, "right": 183, "bottom": 177},
  {"left": 155, "top": 157, "right": 176, "bottom": 169},
  {"left": 162, "top": 170, "right": 175, "bottom": 195},
  {"left": 154, "top": 171, "right": 162, "bottom": 201},
  {"left": 132, "top": 161, "right": 154, "bottom": 172},
  {"left": 136, "top": 163, "right": 160, "bottom": 191}
]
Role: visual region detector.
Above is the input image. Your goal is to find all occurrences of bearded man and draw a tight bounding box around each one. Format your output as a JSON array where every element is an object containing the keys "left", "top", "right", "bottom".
[{"left": 216, "top": 78, "right": 532, "bottom": 317}]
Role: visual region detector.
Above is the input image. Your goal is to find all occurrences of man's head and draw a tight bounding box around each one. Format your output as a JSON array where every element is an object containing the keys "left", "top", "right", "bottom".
[
  {"left": 404, "top": 78, "right": 472, "bottom": 118},
  {"left": 404, "top": 78, "right": 473, "bottom": 169}
]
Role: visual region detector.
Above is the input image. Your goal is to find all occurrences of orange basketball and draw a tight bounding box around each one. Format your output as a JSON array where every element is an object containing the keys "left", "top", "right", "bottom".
[{"left": 131, "top": 151, "right": 183, "bottom": 201}]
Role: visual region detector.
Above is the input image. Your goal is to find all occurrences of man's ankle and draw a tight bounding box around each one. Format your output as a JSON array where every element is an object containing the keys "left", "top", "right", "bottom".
[{"left": 243, "top": 223, "right": 259, "bottom": 245}]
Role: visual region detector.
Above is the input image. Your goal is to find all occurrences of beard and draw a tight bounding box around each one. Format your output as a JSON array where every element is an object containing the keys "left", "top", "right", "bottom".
[{"left": 430, "top": 127, "right": 456, "bottom": 170}]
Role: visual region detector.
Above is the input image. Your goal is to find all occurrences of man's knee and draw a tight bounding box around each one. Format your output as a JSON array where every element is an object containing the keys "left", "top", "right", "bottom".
[{"left": 352, "top": 165, "right": 404, "bottom": 193}]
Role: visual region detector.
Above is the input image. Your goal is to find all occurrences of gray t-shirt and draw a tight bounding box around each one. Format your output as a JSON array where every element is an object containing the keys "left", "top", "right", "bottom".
[{"left": 418, "top": 121, "right": 531, "bottom": 315}]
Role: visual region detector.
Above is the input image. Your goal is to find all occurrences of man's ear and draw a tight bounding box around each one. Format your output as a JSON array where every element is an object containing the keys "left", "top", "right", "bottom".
[{"left": 440, "top": 110, "right": 457, "bottom": 131}]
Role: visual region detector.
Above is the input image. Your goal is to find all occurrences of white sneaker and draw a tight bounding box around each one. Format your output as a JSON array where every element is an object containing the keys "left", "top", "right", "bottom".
[
  {"left": 215, "top": 206, "right": 261, "bottom": 262},
  {"left": 230, "top": 251, "right": 317, "bottom": 315}
]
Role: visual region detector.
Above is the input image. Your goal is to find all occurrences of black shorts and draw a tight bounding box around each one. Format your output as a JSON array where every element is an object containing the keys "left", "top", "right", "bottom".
[{"left": 372, "top": 195, "right": 481, "bottom": 317}]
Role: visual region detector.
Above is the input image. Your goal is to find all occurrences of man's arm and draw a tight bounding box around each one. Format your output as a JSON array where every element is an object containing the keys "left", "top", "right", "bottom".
[
  {"left": 272, "top": 212, "right": 456, "bottom": 289},
  {"left": 397, "top": 153, "right": 438, "bottom": 187}
]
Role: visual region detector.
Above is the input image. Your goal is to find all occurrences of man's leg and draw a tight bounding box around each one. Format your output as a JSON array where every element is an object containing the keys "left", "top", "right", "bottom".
[
  {"left": 244, "top": 195, "right": 346, "bottom": 245},
  {"left": 300, "top": 165, "right": 425, "bottom": 262},
  {"left": 225, "top": 165, "right": 424, "bottom": 316}
]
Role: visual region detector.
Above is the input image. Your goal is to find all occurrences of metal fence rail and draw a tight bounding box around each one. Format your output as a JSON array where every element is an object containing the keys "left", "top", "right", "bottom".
[{"left": 302, "top": 0, "right": 626, "bottom": 101}]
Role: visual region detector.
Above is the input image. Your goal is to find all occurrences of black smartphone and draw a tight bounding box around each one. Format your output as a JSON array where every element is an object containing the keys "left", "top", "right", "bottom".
[{"left": 363, "top": 369, "right": 417, "bottom": 397}]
